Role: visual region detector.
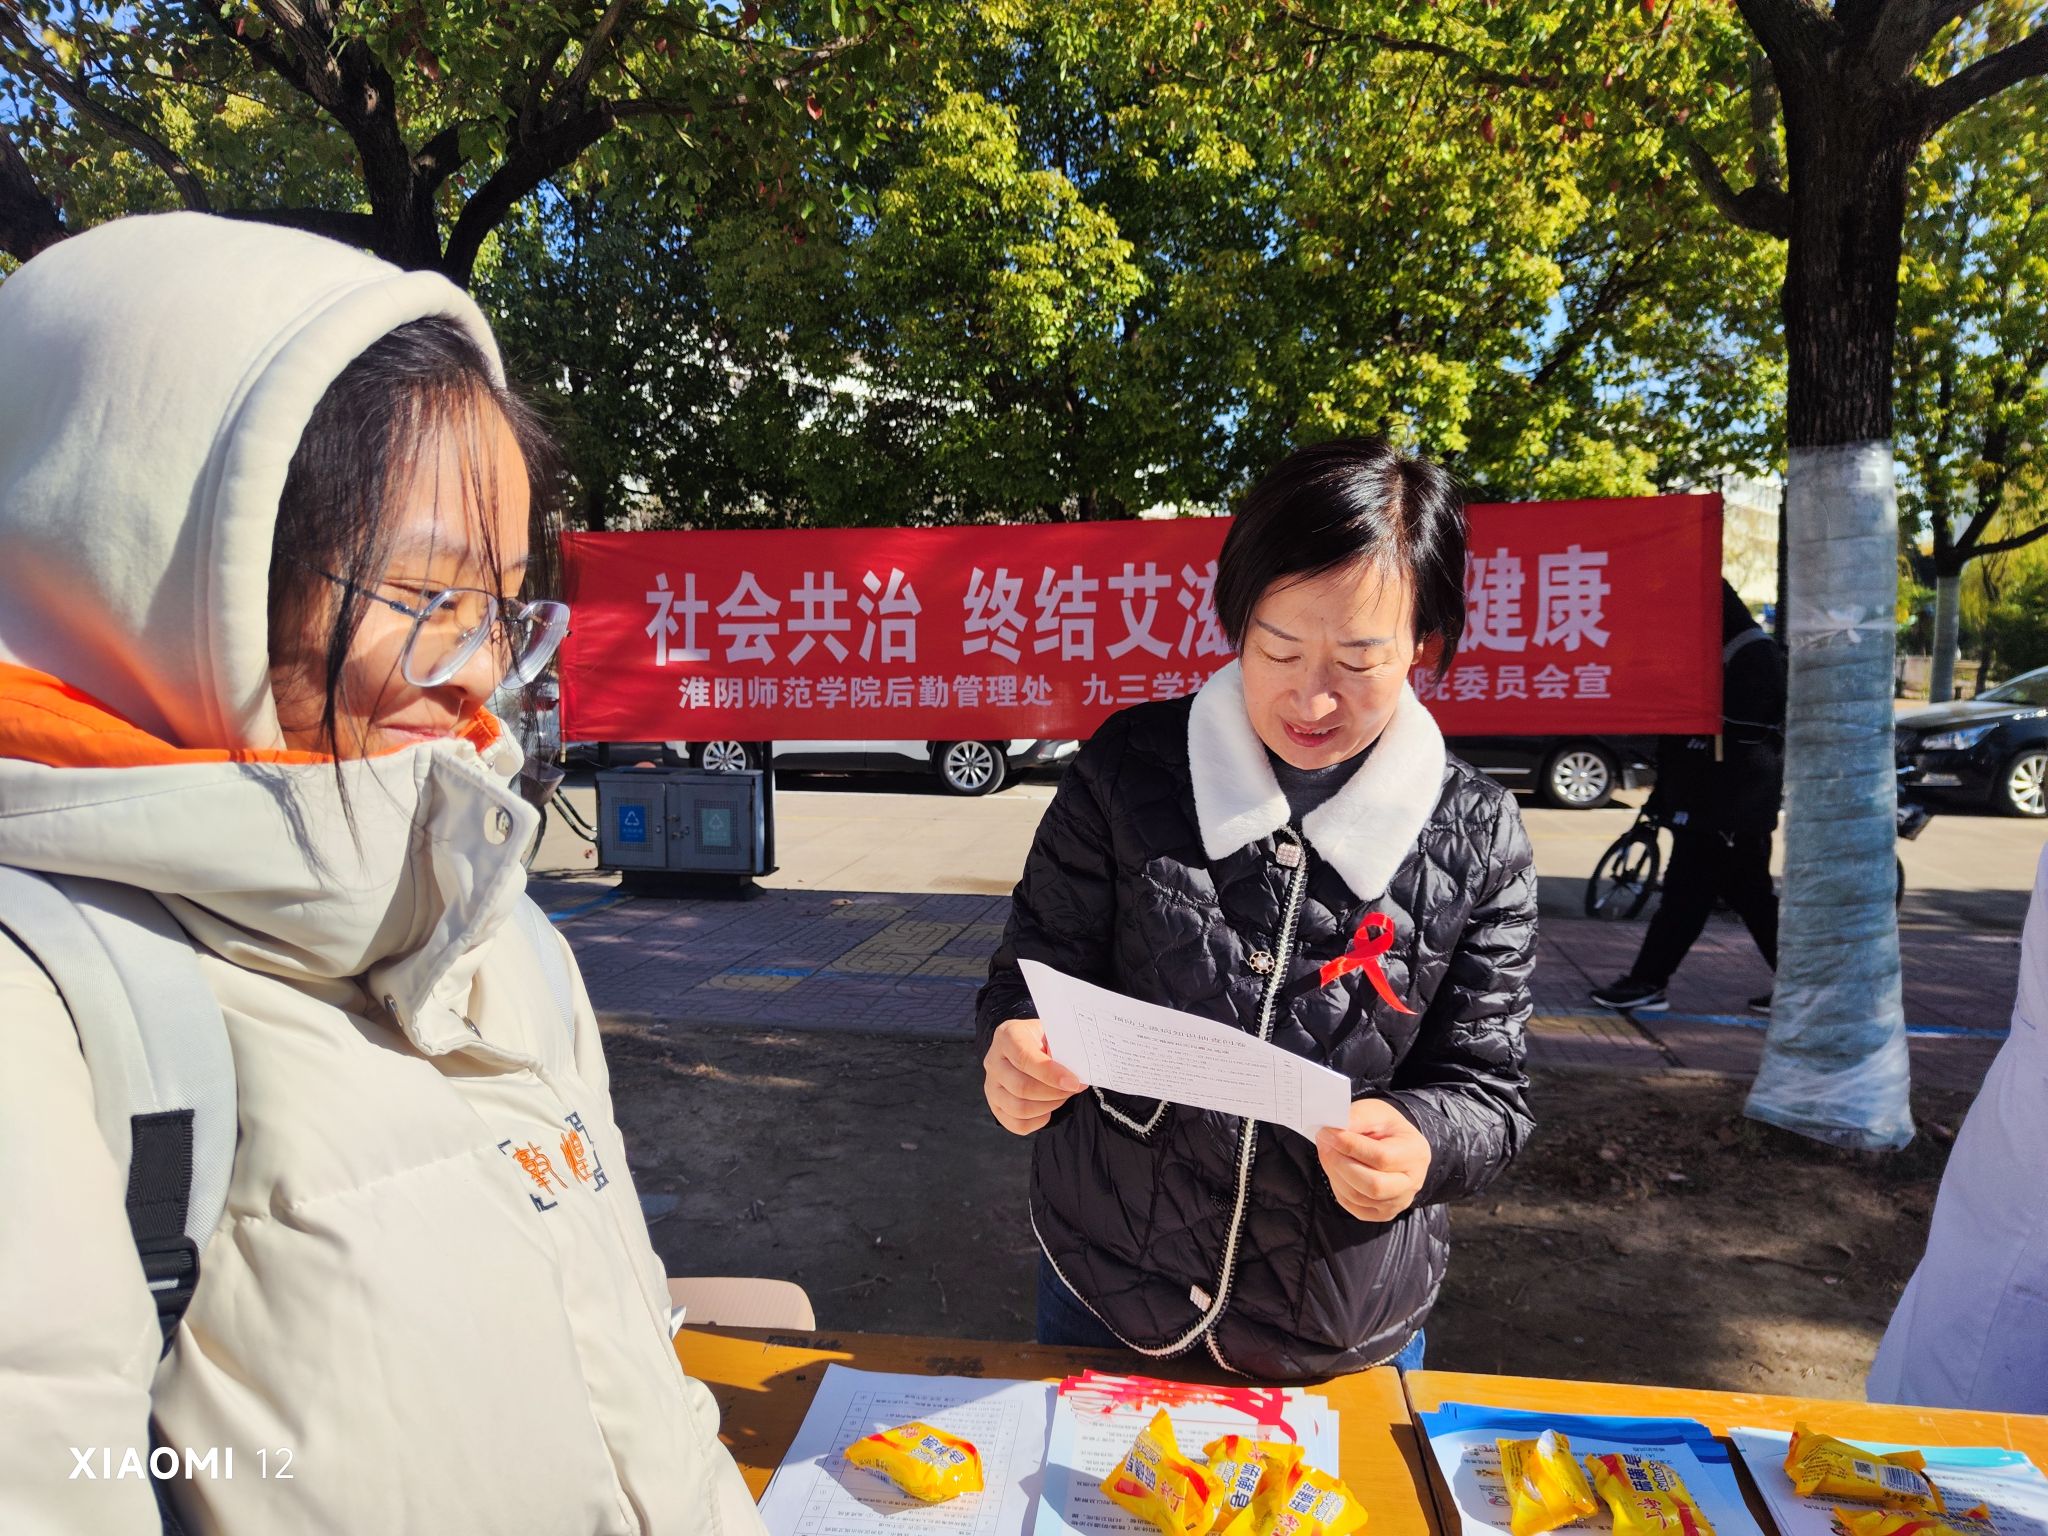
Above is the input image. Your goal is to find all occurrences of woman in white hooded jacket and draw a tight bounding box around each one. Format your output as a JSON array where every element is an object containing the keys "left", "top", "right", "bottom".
[{"left": 0, "top": 214, "right": 767, "bottom": 1534}]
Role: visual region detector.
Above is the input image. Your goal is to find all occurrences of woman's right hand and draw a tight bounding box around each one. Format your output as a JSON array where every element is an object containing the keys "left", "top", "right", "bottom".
[{"left": 982, "top": 1018, "right": 1087, "bottom": 1135}]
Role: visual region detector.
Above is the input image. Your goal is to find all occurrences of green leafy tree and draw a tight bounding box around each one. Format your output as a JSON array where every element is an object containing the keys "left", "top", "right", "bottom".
[
  {"left": 1896, "top": 75, "right": 2048, "bottom": 701},
  {"left": 478, "top": 186, "right": 753, "bottom": 532},
  {"left": 701, "top": 1, "right": 1786, "bottom": 526},
  {"left": 0, "top": 0, "right": 926, "bottom": 284},
  {"left": 701, "top": 85, "right": 1146, "bottom": 524},
  {"left": 1212, "top": 0, "right": 2048, "bottom": 1148}
]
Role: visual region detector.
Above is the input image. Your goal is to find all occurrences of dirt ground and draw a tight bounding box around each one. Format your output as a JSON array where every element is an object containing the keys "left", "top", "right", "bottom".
[{"left": 607, "top": 1019, "right": 1972, "bottom": 1398}]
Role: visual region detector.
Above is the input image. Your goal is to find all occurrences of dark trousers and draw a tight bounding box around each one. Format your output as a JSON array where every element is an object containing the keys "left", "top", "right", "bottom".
[{"left": 1631, "top": 824, "right": 1779, "bottom": 987}]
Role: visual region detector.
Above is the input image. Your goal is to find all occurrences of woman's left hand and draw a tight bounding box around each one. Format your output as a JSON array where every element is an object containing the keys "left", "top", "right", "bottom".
[{"left": 1316, "top": 1099, "right": 1432, "bottom": 1223}]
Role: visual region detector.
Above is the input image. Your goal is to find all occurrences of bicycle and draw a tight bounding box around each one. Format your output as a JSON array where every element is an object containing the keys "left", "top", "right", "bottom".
[
  {"left": 1586, "top": 779, "right": 1930, "bottom": 921},
  {"left": 1584, "top": 808, "right": 1663, "bottom": 920}
]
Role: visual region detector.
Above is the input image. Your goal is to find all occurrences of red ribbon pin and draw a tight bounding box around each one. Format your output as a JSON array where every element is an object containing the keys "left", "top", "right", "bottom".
[{"left": 1319, "top": 911, "right": 1415, "bottom": 1014}]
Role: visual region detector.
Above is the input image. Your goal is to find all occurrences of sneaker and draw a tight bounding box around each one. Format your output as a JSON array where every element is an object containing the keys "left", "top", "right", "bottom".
[
  {"left": 1590, "top": 975, "right": 1669, "bottom": 1013},
  {"left": 1747, "top": 992, "right": 1772, "bottom": 1016}
]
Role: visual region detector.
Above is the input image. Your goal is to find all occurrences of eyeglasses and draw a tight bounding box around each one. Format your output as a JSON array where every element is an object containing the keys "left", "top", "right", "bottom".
[{"left": 303, "top": 567, "right": 571, "bottom": 690}]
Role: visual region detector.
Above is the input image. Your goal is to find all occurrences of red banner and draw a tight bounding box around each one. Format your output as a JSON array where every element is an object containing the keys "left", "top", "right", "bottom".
[{"left": 559, "top": 495, "right": 1722, "bottom": 742}]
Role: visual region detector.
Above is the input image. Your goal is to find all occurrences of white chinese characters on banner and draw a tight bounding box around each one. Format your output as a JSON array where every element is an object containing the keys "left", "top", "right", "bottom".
[
  {"left": 1416, "top": 661, "right": 1612, "bottom": 703},
  {"left": 1464, "top": 548, "right": 1527, "bottom": 653},
  {"left": 644, "top": 573, "right": 710, "bottom": 666},
  {"left": 643, "top": 543, "right": 1613, "bottom": 720},
  {"left": 715, "top": 572, "right": 779, "bottom": 664},
  {"left": 649, "top": 567, "right": 928, "bottom": 671},
  {"left": 1532, "top": 544, "right": 1611, "bottom": 650},
  {"left": 858, "top": 569, "right": 921, "bottom": 663},
  {"left": 1108, "top": 562, "right": 1174, "bottom": 659},
  {"left": 678, "top": 673, "right": 1060, "bottom": 718},
  {"left": 1461, "top": 544, "right": 1612, "bottom": 655}
]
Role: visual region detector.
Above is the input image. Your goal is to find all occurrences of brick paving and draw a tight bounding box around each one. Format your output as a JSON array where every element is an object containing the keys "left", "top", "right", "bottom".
[{"left": 532, "top": 876, "right": 2016, "bottom": 1095}]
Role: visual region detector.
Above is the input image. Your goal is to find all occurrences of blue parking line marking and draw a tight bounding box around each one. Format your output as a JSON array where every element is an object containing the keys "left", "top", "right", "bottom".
[{"left": 546, "top": 889, "right": 631, "bottom": 924}]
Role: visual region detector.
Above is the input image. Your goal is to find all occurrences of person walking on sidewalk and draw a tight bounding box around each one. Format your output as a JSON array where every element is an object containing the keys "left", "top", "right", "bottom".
[
  {"left": 1591, "top": 582, "right": 1785, "bottom": 1016},
  {"left": 976, "top": 438, "right": 1537, "bottom": 1382}
]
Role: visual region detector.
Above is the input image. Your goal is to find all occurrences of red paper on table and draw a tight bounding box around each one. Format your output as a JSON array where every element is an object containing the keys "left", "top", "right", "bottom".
[{"left": 558, "top": 496, "right": 1722, "bottom": 742}]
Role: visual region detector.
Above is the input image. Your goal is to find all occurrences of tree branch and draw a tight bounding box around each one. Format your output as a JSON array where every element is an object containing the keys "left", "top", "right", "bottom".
[
  {"left": 0, "top": 19, "right": 213, "bottom": 211},
  {"left": 558, "top": 0, "right": 637, "bottom": 106},
  {"left": 1730, "top": 0, "right": 1836, "bottom": 71},
  {"left": 519, "top": 36, "right": 572, "bottom": 134},
  {"left": 220, "top": 205, "right": 378, "bottom": 246},
  {"left": 0, "top": 121, "right": 66, "bottom": 261},
  {"left": 1747, "top": 48, "right": 1786, "bottom": 195},
  {"left": 1922, "top": 25, "right": 2048, "bottom": 130},
  {"left": 1866, "top": 1, "right": 1981, "bottom": 84},
  {"left": 413, "top": 123, "right": 466, "bottom": 190},
  {"left": 1972, "top": 519, "right": 2048, "bottom": 561},
  {"left": 1683, "top": 135, "right": 1791, "bottom": 237},
  {"left": 440, "top": 107, "right": 615, "bottom": 286},
  {"left": 1268, "top": 2, "right": 1560, "bottom": 90},
  {"left": 1531, "top": 237, "right": 1669, "bottom": 387}
]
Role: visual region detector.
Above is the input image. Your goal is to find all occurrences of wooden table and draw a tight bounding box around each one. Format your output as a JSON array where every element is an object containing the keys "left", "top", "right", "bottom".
[
  {"left": 676, "top": 1325, "right": 1442, "bottom": 1536},
  {"left": 1404, "top": 1371, "right": 2048, "bottom": 1533}
]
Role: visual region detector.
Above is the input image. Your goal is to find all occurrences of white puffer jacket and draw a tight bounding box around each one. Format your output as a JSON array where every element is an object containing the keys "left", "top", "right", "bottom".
[{"left": 0, "top": 214, "right": 765, "bottom": 1535}]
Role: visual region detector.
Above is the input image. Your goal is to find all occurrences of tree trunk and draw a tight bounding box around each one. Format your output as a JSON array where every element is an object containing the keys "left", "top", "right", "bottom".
[
  {"left": 1742, "top": 68, "right": 1917, "bottom": 1150},
  {"left": 1928, "top": 568, "right": 1962, "bottom": 703},
  {"left": 0, "top": 130, "right": 65, "bottom": 263}
]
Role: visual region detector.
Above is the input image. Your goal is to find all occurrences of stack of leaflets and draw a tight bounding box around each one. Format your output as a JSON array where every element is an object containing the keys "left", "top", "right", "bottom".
[
  {"left": 1417, "top": 1402, "right": 1767, "bottom": 1536},
  {"left": 1730, "top": 1429, "right": 2048, "bottom": 1536}
]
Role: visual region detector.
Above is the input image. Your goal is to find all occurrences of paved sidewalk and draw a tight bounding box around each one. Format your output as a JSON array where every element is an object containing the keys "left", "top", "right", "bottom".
[{"left": 534, "top": 875, "right": 2016, "bottom": 1095}]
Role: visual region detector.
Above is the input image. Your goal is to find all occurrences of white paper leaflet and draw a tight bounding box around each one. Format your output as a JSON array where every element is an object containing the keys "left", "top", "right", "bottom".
[
  {"left": 1019, "top": 959, "right": 1352, "bottom": 1140},
  {"left": 755, "top": 1364, "right": 1052, "bottom": 1536},
  {"left": 1730, "top": 1428, "right": 2048, "bottom": 1536}
]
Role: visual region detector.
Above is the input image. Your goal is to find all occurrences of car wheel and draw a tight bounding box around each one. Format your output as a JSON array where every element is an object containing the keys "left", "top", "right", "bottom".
[
  {"left": 1999, "top": 747, "right": 2047, "bottom": 817},
  {"left": 1539, "top": 742, "right": 1618, "bottom": 809},
  {"left": 693, "top": 740, "right": 753, "bottom": 773},
  {"left": 936, "top": 741, "right": 1006, "bottom": 796}
]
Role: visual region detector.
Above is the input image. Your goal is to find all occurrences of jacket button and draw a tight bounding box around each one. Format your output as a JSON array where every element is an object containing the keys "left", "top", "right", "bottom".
[
  {"left": 1247, "top": 950, "right": 1274, "bottom": 975},
  {"left": 487, "top": 807, "right": 515, "bottom": 844}
]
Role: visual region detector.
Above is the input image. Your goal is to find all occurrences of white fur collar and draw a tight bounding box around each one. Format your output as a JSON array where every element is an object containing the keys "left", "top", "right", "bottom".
[{"left": 1187, "top": 660, "right": 1447, "bottom": 900}]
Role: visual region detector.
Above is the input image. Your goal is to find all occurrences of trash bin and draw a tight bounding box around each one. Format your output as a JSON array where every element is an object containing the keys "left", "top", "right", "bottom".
[{"left": 596, "top": 767, "right": 770, "bottom": 878}]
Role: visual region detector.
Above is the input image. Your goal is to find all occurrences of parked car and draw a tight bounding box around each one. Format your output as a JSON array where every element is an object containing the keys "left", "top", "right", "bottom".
[
  {"left": 1896, "top": 664, "right": 2048, "bottom": 818},
  {"left": 579, "top": 729, "right": 1647, "bottom": 807},
  {"left": 572, "top": 738, "right": 1080, "bottom": 796},
  {"left": 1446, "top": 734, "right": 1657, "bottom": 810}
]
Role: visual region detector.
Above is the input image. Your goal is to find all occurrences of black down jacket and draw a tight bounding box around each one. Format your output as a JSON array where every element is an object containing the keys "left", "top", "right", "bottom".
[
  {"left": 976, "top": 675, "right": 1537, "bottom": 1381},
  {"left": 1651, "top": 623, "right": 1787, "bottom": 837}
]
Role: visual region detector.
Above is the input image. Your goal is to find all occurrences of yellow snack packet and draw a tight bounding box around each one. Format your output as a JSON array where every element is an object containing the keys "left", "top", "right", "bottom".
[
  {"left": 842, "top": 1420, "right": 982, "bottom": 1503},
  {"left": 1206, "top": 1435, "right": 1306, "bottom": 1535},
  {"left": 1785, "top": 1427, "right": 1944, "bottom": 1512},
  {"left": 1498, "top": 1431, "right": 1600, "bottom": 1536},
  {"left": 1833, "top": 1508, "right": 1977, "bottom": 1536},
  {"left": 1102, "top": 1410, "right": 1229, "bottom": 1536},
  {"left": 1245, "top": 1459, "right": 1370, "bottom": 1536},
  {"left": 1585, "top": 1451, "right": 1720, "bottom": 1536}
]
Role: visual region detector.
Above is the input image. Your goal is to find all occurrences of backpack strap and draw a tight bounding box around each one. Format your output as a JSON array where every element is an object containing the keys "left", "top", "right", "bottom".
[
  {"left": 0, "top": 868, "right": 236, "bottom": 1352},
  {"left": 513, "top": 894, "right": 578, "bottom": 1053},
  {"left": 1723, "top": 626, "right": 1773, "bottom": 664}
]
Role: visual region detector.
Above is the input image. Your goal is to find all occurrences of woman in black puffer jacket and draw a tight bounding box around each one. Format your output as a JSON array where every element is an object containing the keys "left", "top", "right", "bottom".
[{"left": 976, "top": 438, "right": 1536, "bottom": 1382}]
